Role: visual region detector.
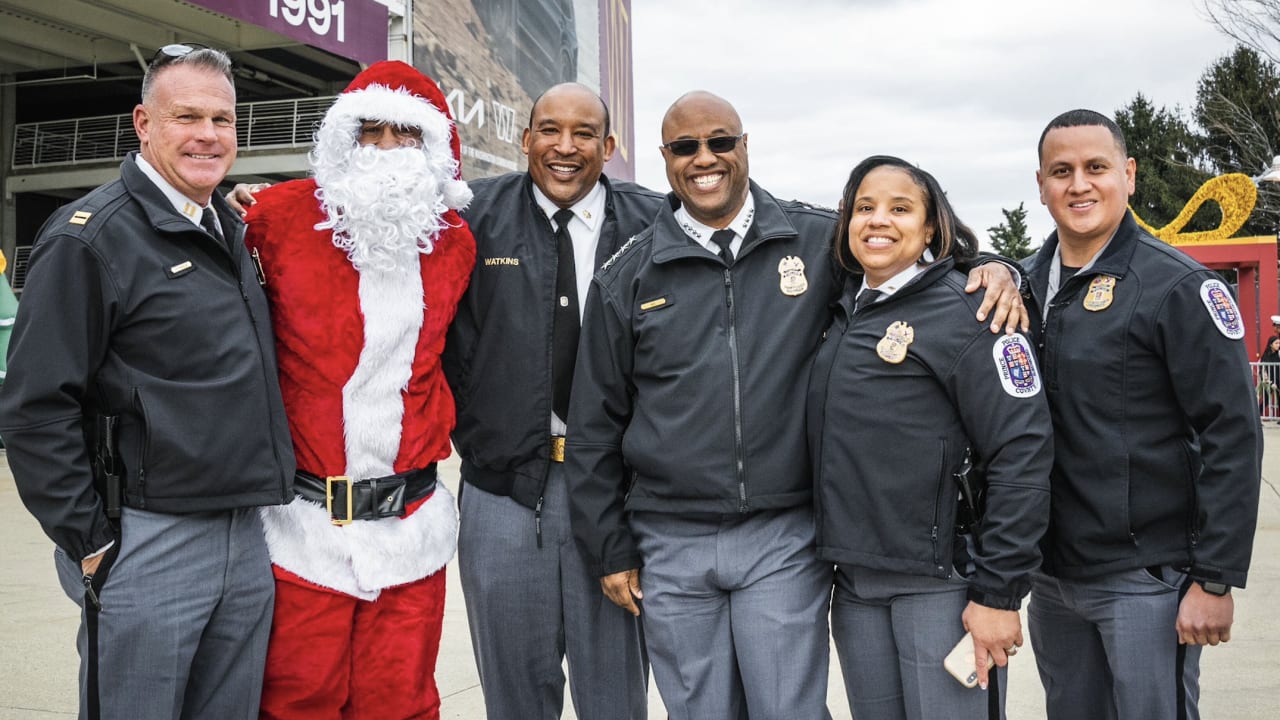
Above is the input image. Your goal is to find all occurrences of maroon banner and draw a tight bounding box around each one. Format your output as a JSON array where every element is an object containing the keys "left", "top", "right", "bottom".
[
  {"left": 186, "top": 0, "right": 388, "bottom": 65},
  {"left": 599, "top": 0, "right": 634, "bottom": 181}
]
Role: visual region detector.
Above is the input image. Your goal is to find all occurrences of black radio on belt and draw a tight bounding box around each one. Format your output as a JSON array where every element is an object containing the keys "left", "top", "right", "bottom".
[{"left": 293, "top": 465, "right": 438, "bottom": 525}]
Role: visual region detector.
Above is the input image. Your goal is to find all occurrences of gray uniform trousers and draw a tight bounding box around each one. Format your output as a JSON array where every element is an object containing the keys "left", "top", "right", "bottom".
[
  {"left": 629, "top": 504, "right": 834, "bottom": 720},
  {"left": 1029, "top": 568, "right": 1202, "bottom": 720},
  {"left": 53, "top": 506, "right": 274, "bottom": 720},
  {"left": 458, "top": 462, "right": 648, "bottom": 720},
  {"left": 830, "top": 565, "right": 1006, "bottom": 720}
]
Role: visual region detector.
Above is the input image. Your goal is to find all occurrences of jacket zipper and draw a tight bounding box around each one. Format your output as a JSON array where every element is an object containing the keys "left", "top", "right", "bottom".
[
  {"left": 133, "top": 387, "right": 149, "bottom": 507},
  {"left": 723, "top": 269, "right": 748, "bottom": 512},
  {"left": 931, "top": 438, "right": 947, "bottom": 576}
]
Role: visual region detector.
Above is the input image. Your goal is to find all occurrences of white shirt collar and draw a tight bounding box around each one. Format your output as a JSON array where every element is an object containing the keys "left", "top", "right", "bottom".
[
  {"left": 674, "top": 192, "right": 756, "bottom": 253},
  {"left": 531, "top": 180, "right": 606, "bottom": 233},
  {"left": 134, "top": 154, "right": 210, "bottom": 228},
  {"left": 858, "top": 249, "right": 935, "bottom": 298}
]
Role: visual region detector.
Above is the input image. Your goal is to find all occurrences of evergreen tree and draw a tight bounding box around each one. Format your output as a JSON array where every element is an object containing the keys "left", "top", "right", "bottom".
[
  {"left": 987, "top": 202, "right": 1035, "bottom": 261},
  {"left": 1194, "top": 45, "right": 1280, "bottom": 235},
  {"left": 1114, "top": 94, "right": 1216, "bottom": 232}
]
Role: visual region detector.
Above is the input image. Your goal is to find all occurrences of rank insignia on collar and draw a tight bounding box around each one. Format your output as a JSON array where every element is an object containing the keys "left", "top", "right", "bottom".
[
  {"left": 1083, "top": 275, "right": 1115, "bottom": 311},
  {"left": 877, "top": 321, "right": 914, "bottom": 364},
  {"left": 778, "top": 255, "right": 808, "bottom": 296}
]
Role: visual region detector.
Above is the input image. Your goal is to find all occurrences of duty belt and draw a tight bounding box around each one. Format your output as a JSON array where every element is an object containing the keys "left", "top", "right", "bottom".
[{"left": 294, "top": 464, "right": 438, "bottom": 526}]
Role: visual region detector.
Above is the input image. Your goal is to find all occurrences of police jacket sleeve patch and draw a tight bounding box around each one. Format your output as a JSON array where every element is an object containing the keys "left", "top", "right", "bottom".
[
  {"left": 993, "top": 333, "right": 1041, "bottom": 398},
  {"left": 1199, "top": 278, "right": 1245, "bottom": 340}
]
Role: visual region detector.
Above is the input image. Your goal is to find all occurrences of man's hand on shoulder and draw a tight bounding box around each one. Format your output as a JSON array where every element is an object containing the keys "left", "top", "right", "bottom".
[
  {"left": 225, "top": 183, "right": 271, "bottom": 216},
  {"left": 601, "top": 568, "right": 643, "bottom": 617},
  {"left": 965, "top": 262, "right": 1028, "bottom": 334},
  {"left": 1177, "top": 582, "right": 1234, "bottom": 645}
]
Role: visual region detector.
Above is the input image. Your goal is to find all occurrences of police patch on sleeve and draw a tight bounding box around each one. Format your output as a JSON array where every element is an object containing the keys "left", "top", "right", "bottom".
[
  {"left": 993, "top": 333, "right": 1041, "bottom": 398},
  {"left": 1199, "top": 279, "right": 1245, "bottom": 340}
]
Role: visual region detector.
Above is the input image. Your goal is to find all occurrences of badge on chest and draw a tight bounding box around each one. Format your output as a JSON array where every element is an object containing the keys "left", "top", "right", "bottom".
[
  {"left": 1083, "top": 275, "right": 1115, "bottom": 312},
  {"left": 877, "top": 321, "right": 914, "bottom": 364}
]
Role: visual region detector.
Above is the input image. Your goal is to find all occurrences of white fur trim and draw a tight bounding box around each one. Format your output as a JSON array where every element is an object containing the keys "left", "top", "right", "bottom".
[
  {"left": 343, "top": 263, "right": 423, "bottom": 478},
  {"left": 259, "top": 485, "right": 458, "bottom": 600},
  {"left": 318, "top": 85, "right": 471, "bottom": 212}
]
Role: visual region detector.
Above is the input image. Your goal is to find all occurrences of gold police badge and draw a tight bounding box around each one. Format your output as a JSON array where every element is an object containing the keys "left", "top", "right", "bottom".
[
  {"left": 778, "top": 255, "right": 808, "bottom": 296},
  {"left": 1083, "top": 275, "right": 1115, "bottom": 312},
  {"left": 877, "top": 321, "right": 914, "bottom": 364}
]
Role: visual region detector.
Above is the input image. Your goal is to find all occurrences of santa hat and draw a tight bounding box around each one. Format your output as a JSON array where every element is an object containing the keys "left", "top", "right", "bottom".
[{"left": 315, "top": 60, "right": 472, "bottom": 209}]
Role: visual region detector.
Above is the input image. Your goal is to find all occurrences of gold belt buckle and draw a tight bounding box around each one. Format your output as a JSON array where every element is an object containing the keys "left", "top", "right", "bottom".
[
  {"left": 326, "top": 475, "right": 354, "bottom": 526},
  {"left": 550, "top": 436, "right": 566, "bottom": 463}
]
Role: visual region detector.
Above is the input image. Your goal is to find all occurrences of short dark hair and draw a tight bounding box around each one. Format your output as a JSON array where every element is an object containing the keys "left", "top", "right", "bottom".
[
  {"left": 1038, "top": 109, "right": 1128, "bottom": 162},
  {"left": 833, "top": 155, "right": 978, "bottom": 274},
  {"left": 141, "top": 47, "right": 234, "bottom": 104},
  {"left": 528, "top": 85, "right": 611, "bottom": 139}
]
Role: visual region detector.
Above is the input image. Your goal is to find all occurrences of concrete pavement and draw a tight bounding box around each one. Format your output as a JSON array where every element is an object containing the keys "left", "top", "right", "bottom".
[{"left": 2, "top": 438, "right": 1278, "bottom": 719}]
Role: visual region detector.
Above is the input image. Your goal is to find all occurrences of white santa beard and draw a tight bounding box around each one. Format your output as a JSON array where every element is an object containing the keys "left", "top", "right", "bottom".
[{"left": 314, "top": 145, "right": 452, "bottom": 272}]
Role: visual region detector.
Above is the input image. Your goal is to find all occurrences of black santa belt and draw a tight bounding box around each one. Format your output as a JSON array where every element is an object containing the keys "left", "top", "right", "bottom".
[{"left": 294, "top": 464, "right": 438, "bottom": 526}]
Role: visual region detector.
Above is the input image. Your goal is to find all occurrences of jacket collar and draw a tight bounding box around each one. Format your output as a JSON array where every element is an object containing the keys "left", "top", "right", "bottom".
[
  {"left": 520, "top": 172, "right": 622, "bottom": 224},
  {"left": 651, "top": 180, "right": 795, "bottom": 264},
  {"left": 120, "top": 152, "right": 246, "bottom": 241},
  {"left": 1027, "top": 210, "right": 1142, "bottom": 296},
  {"left": 838, "top": 258, "right": 956, "bottom": 315}
]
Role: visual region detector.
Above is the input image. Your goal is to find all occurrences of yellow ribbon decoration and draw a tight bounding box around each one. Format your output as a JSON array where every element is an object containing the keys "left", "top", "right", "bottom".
[{"left": 1131, "top": 173, "right": 1258, "bottom": 244}]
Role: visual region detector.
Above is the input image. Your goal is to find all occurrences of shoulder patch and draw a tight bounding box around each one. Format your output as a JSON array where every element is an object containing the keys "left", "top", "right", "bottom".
[
  {"left": 600, "top": 234, "right": 642, "bottom": 272},
  {"left": 1199, "top": 279, "right": 1244, "bottom": 340},
  {"left": 992, "top": 333, "right": 1041, "bottom": 398}
]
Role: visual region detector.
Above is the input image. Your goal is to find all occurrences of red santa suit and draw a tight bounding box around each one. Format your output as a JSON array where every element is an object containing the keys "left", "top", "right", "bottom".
[{"left": 243, "top": 62, "right": 475, "bottom": 720}]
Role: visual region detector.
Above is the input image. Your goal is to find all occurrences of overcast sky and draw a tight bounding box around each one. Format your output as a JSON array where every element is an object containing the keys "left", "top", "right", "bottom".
[{"left": 629, "top": 0, "right": 1241, "bottom": 249}]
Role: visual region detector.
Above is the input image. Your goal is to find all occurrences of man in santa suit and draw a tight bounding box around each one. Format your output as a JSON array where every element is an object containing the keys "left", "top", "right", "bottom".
[{"left": 241, "top": 61, "right": 475, "bottom": 719}]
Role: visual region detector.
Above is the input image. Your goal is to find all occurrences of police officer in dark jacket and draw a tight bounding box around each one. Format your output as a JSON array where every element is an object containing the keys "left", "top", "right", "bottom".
[
  {"left": 565, "top": 91, "right": 1026, "bottom": 720},
  {"left": 1023, "top": 109, "right": 1263, "bottom": 720},
  {"left": 0, "top": 47, "right": 294, "bottom": 720},
  {"left": 443, "top": 83, "right": 661, "bottom": 720},
  {"left": 809, "top": 156, "right": 1052, "bottom": 719}
]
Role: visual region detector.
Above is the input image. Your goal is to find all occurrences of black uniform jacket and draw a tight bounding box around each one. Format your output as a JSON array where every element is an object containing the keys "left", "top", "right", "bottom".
[
  {"left": 445, "top": 172, "right": 663, "bottom": 509},
  {"left": 565, "top": 182, "right": 843, "bottom": 577},
  {"left": 1023, "top": 212, "right": 1262, "bottom": 588},
  {"left": 808, "top": 260, "right": 1053, "bottom": 609},
  {"left": 0, "top": 155, "right": 296, "bottom": 562}
]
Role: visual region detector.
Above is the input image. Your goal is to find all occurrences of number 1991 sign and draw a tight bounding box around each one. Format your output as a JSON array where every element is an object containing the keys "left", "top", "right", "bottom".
[
  {"left": 270, "top": 0, "right": 345, "bottom": 42},
  {"left": 187, "top": 0, "right": 388, "bottom": 65}
]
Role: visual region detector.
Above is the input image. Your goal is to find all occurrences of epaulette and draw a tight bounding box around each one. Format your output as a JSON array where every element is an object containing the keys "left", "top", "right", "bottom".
[
  {"left": 600, "top": 233, "right": 642, "bottom": 272},
  {"left": 789, "top": 199, "right": 837, "bottom": 213}
]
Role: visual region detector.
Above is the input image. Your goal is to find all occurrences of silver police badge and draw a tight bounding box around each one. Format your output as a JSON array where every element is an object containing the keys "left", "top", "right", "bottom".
[
  {"left": 877, "top": 321, "right": 914, "bottom": 364},
  {"left": 778, "top": 255, "right": 808, "bottom": 296}
]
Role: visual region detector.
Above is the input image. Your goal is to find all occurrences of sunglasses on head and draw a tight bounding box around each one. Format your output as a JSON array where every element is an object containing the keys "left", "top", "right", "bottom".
[
  {"left": 150, "top": 43, "right": 211, "bottom": 67},
  {"left": 662, "top": 135, "right": 743, "bottom": 157}
]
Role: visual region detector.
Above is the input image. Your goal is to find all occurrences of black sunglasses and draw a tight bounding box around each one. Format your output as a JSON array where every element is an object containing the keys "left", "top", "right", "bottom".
[
  {"left": 150, "top": 43, "right": 211, "bottom": 67},
  {"left": 661, "top": 135, "right": 744, "bottom": 157}
]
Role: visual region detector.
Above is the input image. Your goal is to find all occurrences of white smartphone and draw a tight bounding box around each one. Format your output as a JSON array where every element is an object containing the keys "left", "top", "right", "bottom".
[{"left": 943, "top": 631, "right": 994, "bottom": 688}]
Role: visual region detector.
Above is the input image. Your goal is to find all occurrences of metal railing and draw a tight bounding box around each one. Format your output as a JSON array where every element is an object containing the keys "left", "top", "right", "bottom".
[
  {"left": 1254, "top": 362, "right": 1280, "bottom": 419},
  {"left": 11, "top": 96, "right": 336, "bottom": 169}
]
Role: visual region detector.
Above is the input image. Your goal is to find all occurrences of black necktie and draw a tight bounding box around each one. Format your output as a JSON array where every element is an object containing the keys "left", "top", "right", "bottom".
[
  {"left": 200, "top": 207, "right": 223, "bottom": 241},
  {"left": 855, "top": 288, "right": 882, "bottom": 312},
  {"left": 710, "top": 229, "right": 735, "bottom": 264},
  {"left": 551, "top": 208, "right": 579, "bottom": 421}
]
